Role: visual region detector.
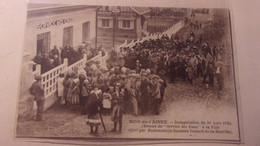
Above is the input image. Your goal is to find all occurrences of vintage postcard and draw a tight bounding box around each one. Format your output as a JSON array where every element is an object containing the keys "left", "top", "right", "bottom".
[{"left": 15, "top": 0, "right": 243, "bottom": 144}]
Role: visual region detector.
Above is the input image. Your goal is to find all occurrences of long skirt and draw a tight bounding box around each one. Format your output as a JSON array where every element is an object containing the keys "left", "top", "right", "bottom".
[
  {"left": 86, "top": 113, "right": 101, "bottom": 126},
  {"left": 68, "top": 93, "right": 80, "bottom": 104}
]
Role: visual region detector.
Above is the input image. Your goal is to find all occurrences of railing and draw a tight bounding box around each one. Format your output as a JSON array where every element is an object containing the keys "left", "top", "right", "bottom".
[
  {"left": 39, "top": 51, "right": 108, "bottom": 100},
  {"left": 67, "top": 54, "right": 87, "bottom": 71},
  {"left": 116, "top": 20, "right": 185, "bottom": 52},
  {"left": 41, "top": 59, "right": 68, "bottom": 99}
]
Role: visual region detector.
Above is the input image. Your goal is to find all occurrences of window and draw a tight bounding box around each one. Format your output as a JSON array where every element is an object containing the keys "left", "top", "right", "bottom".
[
  {"left": 63, "top": 26, "right": 73, "bottom": 47},
  {"left": 122, "top": 20, "right": 131, "bottom": 28},
  {"left": 82, "top": 22, "right": 90, "bottom": 42},
  {"left": 102, "top": 19, "right": 110, "bottom": 27},
  {"left": 119, "top": 20, "right": 134, "bottom": 29}
]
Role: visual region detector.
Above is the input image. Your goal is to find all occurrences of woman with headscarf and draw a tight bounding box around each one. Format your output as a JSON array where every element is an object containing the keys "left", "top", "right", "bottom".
[
  {"left": 86, "top": 84, "right": 102, "bottom": 136},
  {"left": 67, "top": 71, "right": 80, "bottom": 105}
]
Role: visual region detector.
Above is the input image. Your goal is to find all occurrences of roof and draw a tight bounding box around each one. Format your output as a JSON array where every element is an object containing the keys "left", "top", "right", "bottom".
[
  {"left": 27, "top": 3, "right": 98, "bottom": 18},
  {"left": 27, "top": 3, "right": 70, "bottom": 10},
  {"left": 130, "top": 7, "right": 151, "bottom": 15}
]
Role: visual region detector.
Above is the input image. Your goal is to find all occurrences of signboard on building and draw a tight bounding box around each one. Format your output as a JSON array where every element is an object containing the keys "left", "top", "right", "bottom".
[{"left": 37, "top": 18, "right": 73, "bottom": 30}]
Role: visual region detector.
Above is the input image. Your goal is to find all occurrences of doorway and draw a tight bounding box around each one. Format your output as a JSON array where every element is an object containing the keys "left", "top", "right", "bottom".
[{"left": 37, "top": 32, "right": 51, "bottom": 55}]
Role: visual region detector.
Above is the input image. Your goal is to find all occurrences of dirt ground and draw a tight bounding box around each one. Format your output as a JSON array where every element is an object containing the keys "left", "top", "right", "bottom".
[{"left": 16, "top": 76, "right": 237, "bottom": 138}]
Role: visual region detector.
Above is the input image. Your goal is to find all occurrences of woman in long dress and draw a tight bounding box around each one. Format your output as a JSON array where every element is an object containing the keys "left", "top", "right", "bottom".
[
  {"left": 67, "top": 71, "right": 80, "bottom": 105},
  {"left": 57, "top": 73, "right": 65, "bottom": 105}
]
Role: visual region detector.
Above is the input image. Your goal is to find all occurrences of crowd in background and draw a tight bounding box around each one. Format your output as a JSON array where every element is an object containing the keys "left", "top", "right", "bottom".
[
  {"left": 33, "top": 42, "right": 104, "bottom": 74},
  {"left": 120, "top": 30, "right": 225, "bottom": 91}
]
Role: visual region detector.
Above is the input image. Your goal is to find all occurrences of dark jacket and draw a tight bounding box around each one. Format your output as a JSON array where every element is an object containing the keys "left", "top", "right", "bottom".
[
  {"left": 30, "top": 81, "right": 44, "bottom": 102},
  {"left": 87, "top": 92, "right": 102, "bottom": 116}
]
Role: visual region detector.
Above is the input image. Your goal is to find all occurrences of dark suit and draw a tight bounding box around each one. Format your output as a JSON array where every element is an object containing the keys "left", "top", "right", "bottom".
[{"left": 30, "top": 81, "right": 45, "bottom": 121}]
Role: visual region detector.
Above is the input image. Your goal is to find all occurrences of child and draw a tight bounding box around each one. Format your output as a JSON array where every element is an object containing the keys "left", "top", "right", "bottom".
[
  {"left": 186, "top": 64, "right": 194, "bottom": 85},
  {"left": 57, "top": 73, "right": 65, "bottom": 105},
  {"left": 102, "top": 88, "right": 112, "bottom": 115},
  {"left": 208, "top": 63, "right": 215, "bottom": 87}
]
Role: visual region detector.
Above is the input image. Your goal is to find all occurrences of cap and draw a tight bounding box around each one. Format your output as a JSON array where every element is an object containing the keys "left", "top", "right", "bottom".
[
  {"left": 152, "top": 75, "right": 160, "bottom": 79},
  {"left": 135, "top": 74, "right": 141, "bottom": 79},
  {"left": 120, "top": 74, "right": 126, "bottom": 79},
  {"left": 84, "top": 79, "right": 90, "bottom": 84},
  {"left": 159, "top": 70, "right": 166, "bottom": 75},
  {"left": 146, "top": 69, "right": 151, "bottom": 74},
  {"left": 129, "top": 70, "right": 136, "bottom": 74},
  {"left": 116, "top": 82, "right": 121, "bottom": 86},
  {"left": 142, "top": 72, "right": 148, "bottom": 76},
  {"left": 121, "top": 67, "right": 127, "bottom": 73}
]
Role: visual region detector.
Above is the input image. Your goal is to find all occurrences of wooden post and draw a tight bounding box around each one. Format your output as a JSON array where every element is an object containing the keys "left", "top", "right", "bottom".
[
  {"left": 35, "top": 64, "right": 41, "bottom": 76},
  {"left": 63, "top": 58, "right": 68, "bottom": 73}
]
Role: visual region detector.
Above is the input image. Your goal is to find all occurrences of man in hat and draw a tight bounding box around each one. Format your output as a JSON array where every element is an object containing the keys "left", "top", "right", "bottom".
[
  {"left": 111, "top": 82, "right": 125, "bottom": 133},
  {"left": 53, "top": 55, "right": 60, "bottom": 67},
  {"left": 135, "top": 74, "right": 142, "bottom": 114},
  {"left": 140, "top": 73, "right": 150, "bottom": 115},
  {"left": 189, "top": 52, "right": 198, "bottom": 77},
  {"left": 86, "top": 84, "right": 102, "bottom": 136},
  {"left": 216, "top": 60, "right": 224, "bottom": 91},
  {"left": 50, "top": 45, "right": 59, "bottom": 58},
  {"left": 169, "top": 58, "right": 178, "bottom": 83},
  {"left": 135, "top": 60, "right": 141, "bottom": 73},
  {"left": 30, "top": 75, "right": 45, "bottom": 121},
  {"left": 150, "top": 75, "right": 161, "bottom": 115},
  {"left": 129, "top": 74, "right": 138, "bottom": 116},
  {"left": 158, "top": 70, "right": 167, "bottom": 105}
]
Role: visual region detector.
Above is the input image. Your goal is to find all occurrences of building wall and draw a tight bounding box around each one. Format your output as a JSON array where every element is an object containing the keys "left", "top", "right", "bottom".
[
  {"left": 23, "top": 8, "right": 96, "bottom": 61},
  {"left": 97, "top": 16, "right": 137, "bottom": 50},
  {"left": 18, "top": 8, "right": 97, "bottom": 119}
]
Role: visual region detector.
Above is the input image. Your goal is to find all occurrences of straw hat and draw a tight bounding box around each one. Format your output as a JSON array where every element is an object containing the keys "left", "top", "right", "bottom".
[{"left": 152, "top": 75, "right": 160, "bottom": 79}]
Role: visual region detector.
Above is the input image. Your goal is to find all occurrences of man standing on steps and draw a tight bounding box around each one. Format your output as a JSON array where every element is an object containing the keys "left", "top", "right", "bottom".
[{"left": 30, "top": 75, "right": 45, "bottom": 121}]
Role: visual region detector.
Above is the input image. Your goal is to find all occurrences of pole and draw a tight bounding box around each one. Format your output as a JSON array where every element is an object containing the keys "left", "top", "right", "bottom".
[
  {"left": 113, "top": 15, "right": 115, "bottom": 47},
  {"left": 99, "top": 111, "right": 107, "bottom": 133},
  {"left": 155, "top": 11, "right": 157, "bottom": 33}
]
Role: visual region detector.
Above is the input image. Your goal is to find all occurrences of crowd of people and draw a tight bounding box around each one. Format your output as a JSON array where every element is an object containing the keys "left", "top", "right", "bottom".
[
  {"left": 30, "top": 16, "right": 228, "bottom": 136},
  {"left": 51, "top": 56, "right": 167, "bottom": 135},
  {"left": 33, "top": 42, "right": 104, "bottom": 74},
  {"left": 121, "top": 29, "right": 225, "bottom": 91}
]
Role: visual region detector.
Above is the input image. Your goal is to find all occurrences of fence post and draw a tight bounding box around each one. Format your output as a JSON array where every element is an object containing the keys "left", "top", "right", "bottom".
[
  {"left": 83, "top": 53, "right": 87, "bottom": 59},
  {"left": 35, "top": 64, "right": 41, "bottom": 76},
  {"left": 28, "top": 61, "right": 35, "bottom": 71},
  {"left": 63, "top": 58, "right": 68, "bottom": 72}
]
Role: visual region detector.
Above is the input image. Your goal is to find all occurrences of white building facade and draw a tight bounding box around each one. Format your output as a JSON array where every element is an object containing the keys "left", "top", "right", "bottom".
[
  {"left": 19, "top": 4, "right": 98, "bottom": 119},
  {"left": 23, "top": 4, "right": 97, "bottom": 60}
]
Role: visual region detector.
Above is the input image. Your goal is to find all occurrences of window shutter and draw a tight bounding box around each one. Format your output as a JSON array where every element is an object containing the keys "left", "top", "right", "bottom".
[
  {"left": 109, "top": 19, "right": 113, "bottom": 28},
  {"left": 118, "top": 20, "right": 122, "bottom": 29}
]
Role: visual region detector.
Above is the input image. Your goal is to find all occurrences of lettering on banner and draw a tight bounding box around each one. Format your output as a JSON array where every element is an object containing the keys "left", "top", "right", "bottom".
[{"left": 37, "top": 18, "right": 74, "bottom": 30}]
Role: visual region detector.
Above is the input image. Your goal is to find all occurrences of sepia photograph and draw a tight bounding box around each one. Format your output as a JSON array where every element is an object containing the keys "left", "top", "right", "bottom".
[{"left": 14, "top": 2, "right": 243, "bottom": 144}]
